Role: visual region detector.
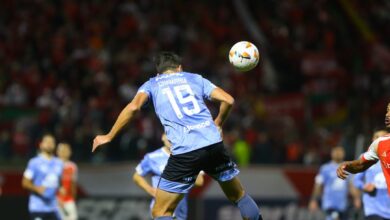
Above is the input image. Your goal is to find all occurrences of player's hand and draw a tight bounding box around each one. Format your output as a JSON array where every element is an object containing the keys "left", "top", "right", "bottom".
[
  {"left": 92, "top": 134, "right": 112, "bottom": 152},
  {"left": 337, "top": 162, "right": 349, "bottom": 179},
  {"left": 308, "top": 200, "right": 318, "bottom": 212},
  {"left": 363, "top": 183, "right": 376, "bottom": 193},
  {"left": 34, "top": 186, "right": 46, "bottom": 195}
]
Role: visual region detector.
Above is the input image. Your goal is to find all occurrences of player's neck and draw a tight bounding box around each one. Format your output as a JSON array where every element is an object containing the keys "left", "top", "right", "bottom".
[
  {"left": 162, "top": 70, "right": 179, "bottom": 74},
  {"left": 60, "top": 158, "right": 69, "bottom": 162},
  {"left": 162, "top": 146, "right": 171, "bottom": 154},
  {"left": 40, "top": 152, "right": 54, "bottom": 160},
  {"left": 162, "top": 67, "right": 182, "bottom": 74}
]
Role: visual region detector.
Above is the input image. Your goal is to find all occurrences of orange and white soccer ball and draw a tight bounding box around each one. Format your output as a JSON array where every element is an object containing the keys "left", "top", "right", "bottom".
[{"left": 229, "top": 41, "right": 260, "bottom": 72}]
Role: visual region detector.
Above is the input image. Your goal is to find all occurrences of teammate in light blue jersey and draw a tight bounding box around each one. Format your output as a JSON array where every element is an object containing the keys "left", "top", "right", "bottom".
[
  {"left": 309, "top": 146, "right": 356, "bottom": 220},
  {"left": 22, "top": 134, "right": 63, "bottom": 220},
  {"left": 132, "top": 133, "right": 204, "bottom": 220},
  {"left": 354, "top": 130, "right": 390, "bottom": 220},
  {"left": 93, "top": 52, "right": 262, "bottom": 220}
]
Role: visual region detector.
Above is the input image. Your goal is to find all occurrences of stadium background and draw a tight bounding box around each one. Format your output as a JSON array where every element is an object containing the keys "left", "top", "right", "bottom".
[{"left": 0, "top": 0, "right": 389, "bottom": 219}]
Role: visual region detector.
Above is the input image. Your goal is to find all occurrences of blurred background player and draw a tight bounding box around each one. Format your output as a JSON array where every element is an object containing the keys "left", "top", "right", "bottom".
[
  {"left": 57, "top": 143, "right": 78, "bottom": 220},
  {"left": 93, "top": 52, "right": 262, "bottom": 220},
  {"left": 353, "top": 130, "right": 390, "bottom": 220},
  {"left": 21, "top": 134, "right": 63, "bottom": 220},
  {"left": 133, "top": 133, "right": 204, "bottom": 220},
  {"left": 309, "top": 146, "right": 357, "bottom": 220},
  {"left": 337, "top": 103, "right": 390, "bottom": 195}
]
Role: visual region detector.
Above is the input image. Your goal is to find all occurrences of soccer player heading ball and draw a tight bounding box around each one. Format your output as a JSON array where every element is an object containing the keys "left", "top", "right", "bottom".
[
  {"left": 337, "top": 103, "right": 390, "bottom": 195},
  {"left": 92, "top": 52, "right": 262, "bottom": 220}
]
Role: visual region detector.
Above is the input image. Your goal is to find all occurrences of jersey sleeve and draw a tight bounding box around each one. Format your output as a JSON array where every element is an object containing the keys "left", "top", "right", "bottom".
[
  {"left": 23, "top": 160, "right": 35, "bottom": 180},
  {"left": 314, "top": 166, "right": 326, "bottom": 185},
  {"left": 137, "top": 80, "right": 152, "bottom": 98},
  {"left": 361, "top": 139, "right": 380, "bottom": 162},
  {"left": 201, "top": 76, "right": 217, "bottom": 100},
  {"left": 135, "top": 155, "right": 152, "bottom": 177}
]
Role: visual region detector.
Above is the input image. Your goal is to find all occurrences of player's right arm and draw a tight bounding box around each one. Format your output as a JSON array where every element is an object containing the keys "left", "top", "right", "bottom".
[
  {"left": 132, "top": 173, "right": 156, "bottom": 197},
  {"left": 337, "top": 139, "right": 379, "bottom": 179},
  {"left": 92, "top": 91, "right": 149, "bottom": 152},
  {"left": 308, "top": 168, "right": 324, "bottom": 211},
  {"left": 132, "top": 155, "right": 155, "bottom": 197},
  {"left": 210, "top": 87, "right": 234, "bottom": 128},
  {"left": 21, "top": 160, "right": 45, "bottom": 195}
]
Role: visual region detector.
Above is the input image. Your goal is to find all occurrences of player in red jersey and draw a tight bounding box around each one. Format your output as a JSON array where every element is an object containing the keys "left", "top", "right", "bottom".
[
  {"left": 337, "top": 103, "right": 390, "bottom": 195},
  {"left": 57, "top": 143, "right": 78, "bottom": 220}
]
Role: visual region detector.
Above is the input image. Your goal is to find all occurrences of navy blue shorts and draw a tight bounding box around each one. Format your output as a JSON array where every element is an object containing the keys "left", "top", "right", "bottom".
[{"left": 159, "top": 142, "right": 239, "bottom": 193}]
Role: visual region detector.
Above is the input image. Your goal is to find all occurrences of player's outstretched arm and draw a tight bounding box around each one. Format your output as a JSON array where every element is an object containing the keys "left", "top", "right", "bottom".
[
  {"left": 337, "top": 158, "right": 376, "bottom": 179},
  {"left": 92, "top": 92, "right": 148, "bottom": 152},
  {"left": 132, "top": 173, "right": 156, "bottom": 197},
  {"left": 210, "top": 87, "right": 234, "bottom": 127}
]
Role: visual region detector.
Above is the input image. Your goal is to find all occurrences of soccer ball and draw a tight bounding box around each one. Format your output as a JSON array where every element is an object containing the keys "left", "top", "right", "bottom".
[{"left": 229, "top": 41, "right": 260, "bottom": 72}]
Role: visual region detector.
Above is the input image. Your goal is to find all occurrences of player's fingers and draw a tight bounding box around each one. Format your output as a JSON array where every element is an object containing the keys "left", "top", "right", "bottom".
[
  {"left": 340, "top": 170, "right": 348, "bottom": 179},
  {"left": 92, "top": 138, "right": 99, "bottom": 152}
]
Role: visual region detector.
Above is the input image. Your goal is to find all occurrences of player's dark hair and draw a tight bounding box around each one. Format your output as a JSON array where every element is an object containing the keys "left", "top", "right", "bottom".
[
  {"left": 154, "top": 52, "right": 182, "bottom": 73},
  {"left": 41, "top": 132, "right": 54, "bottom": 140}
]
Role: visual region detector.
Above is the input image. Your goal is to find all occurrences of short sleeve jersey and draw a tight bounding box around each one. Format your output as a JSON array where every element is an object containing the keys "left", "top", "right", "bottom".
[
  {"left": 23, "top": 155, "right": 63, "bottom": 212},
  {"left": 137, "top": 72, "right": 222, "bottom": 155},
  {"left": 362, "top": 135, "right": 390, "bottom": 195}
]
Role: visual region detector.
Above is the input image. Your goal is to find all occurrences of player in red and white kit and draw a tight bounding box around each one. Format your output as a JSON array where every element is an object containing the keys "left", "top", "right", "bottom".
[
  {"left": 337, "top": 103, "right": 390, "bottom": 195},
  {"left": 57, "top": 143, "right": 78, "bottom": 220}
]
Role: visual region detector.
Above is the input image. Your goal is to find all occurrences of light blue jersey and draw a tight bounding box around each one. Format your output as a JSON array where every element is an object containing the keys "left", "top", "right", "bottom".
[
  {"left": 354, "top": 162, "right": 390, "bottom": 218},
  {"left": 23, "top": 155, "right": 63, "bottom": 213},
  {"left": 137, "top": 72, "right": 222, "bottom": 155},
  {"left": 315, "top": 161, "right": 349, "bottom": 212},
  {"left": 135, "top": 147, "right": 188, "bottom": 220}
]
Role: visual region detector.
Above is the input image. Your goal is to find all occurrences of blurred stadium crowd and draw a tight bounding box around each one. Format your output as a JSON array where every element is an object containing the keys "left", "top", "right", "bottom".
[{"left": 0, "top": 0, "right": 389, "bottom": 165}]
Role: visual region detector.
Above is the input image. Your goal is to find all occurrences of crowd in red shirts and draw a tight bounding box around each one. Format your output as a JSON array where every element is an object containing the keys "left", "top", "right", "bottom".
[{"left": 0, "top": 0, "right": 389, "bottom": 164}]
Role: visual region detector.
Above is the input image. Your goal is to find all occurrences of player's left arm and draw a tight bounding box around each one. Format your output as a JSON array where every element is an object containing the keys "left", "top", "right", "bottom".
[
  {"left": 337, "top": 139, "right": 379, "bottom": 179},
  {"left": 210, "top": 87, "right": 234, "bottom": 128},
  {"left": 92, "top": 92, "right": 149, "bottom": 152}
]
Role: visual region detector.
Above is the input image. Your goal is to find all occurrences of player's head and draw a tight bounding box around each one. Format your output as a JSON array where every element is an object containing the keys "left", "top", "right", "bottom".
[
  {"left": 57, "top": 142, "right": 72, "bottom": 161},
  {"left": 39, "top": 133, "right": 56, "bottom": 154},
  {"left": 161, "top": 133, "right": 172, "bottom": 148},
  {"left": 331, "top": 146, "right": 345, "bottom": 163},
  {"left": 385, "top": 103, "right": 390, "bottom": 128},
  {"left": 154, "top": 52, "right": 182, "bottom": 73},
  {"left": 372, "top": 129, "right": 388, "bottom": 141}
]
